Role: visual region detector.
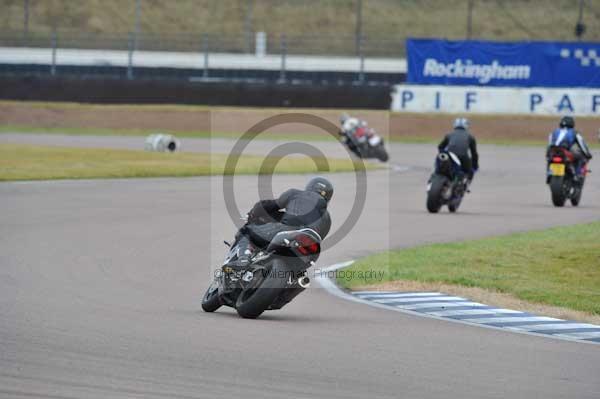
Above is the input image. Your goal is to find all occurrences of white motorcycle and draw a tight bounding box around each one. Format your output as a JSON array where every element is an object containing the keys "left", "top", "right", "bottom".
[{"left": 340, "top": 121, "right": 389, "bottom": 162}]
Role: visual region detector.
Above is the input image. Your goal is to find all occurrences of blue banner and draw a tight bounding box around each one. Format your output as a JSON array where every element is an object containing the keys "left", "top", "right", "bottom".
[{"left": 407, "top": 39, "right": 600, "bottom": 88}]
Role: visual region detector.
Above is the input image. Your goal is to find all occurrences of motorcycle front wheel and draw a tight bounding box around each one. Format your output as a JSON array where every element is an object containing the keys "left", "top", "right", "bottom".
[
  {"left": 448, "top": 197, "right": 462, "bottom": 213},
  {"left": 571, "top": 178, "right": 584, "bottom": 206},
  {"left": 201, "top": 280, "right": 223, "bottom": 312},
  {"left": 374, "top": 145, "right": 389, "bottom": 162}
]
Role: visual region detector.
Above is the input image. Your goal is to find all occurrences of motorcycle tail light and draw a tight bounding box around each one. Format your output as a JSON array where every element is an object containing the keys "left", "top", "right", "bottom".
[
  {"left": 552, "top": 157, "right": 562, "bottom": 163},
  {"left": 295, "top": 234, "right": 320, "bottom": 255}
]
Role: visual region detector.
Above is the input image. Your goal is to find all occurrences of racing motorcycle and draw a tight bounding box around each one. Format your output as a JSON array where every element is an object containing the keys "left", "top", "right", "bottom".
[
  {"left": 340, "top": 126, "right": 389, "bottom": 162},
  {"left": 547, "top": 146, "right": 588, "bottom": 207},
  {"left": 426, "top": 151, "right": 469, "bottom": 213},
  {"left": 201, "top": 213, "right": 321, "bottom": 319}
]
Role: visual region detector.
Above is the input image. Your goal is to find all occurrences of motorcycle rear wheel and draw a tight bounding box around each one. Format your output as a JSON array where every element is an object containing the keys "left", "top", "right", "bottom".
[
  {"left": 426, "top": 175, "right": 447, "bottom": 213},
  {"left": 236, "top": 260, "right": 288, "bottom": 319},
  {"left": 550, "top": 176, "right": 567, "bottom": 207}
]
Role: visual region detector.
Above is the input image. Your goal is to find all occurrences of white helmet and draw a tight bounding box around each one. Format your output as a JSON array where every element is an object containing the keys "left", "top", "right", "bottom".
[
  {"left": 453, "top": 117, "right": 470, "bottom": 130},
  {"left": 342, "top": 117, "right": 360, "bottom": 132}
]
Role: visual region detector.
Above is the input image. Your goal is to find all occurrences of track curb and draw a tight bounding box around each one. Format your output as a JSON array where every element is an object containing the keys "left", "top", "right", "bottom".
[{"left": 314, "top": 260, "right": 600, "bottom": 346}]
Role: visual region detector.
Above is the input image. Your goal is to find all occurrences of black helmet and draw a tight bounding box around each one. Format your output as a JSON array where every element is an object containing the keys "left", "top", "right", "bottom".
[
  {"left": 305, "top": 176, "right": 334, "bottom": 203},
  {"left": 559, "top": 116, "right": 575, "bottom": 128}
]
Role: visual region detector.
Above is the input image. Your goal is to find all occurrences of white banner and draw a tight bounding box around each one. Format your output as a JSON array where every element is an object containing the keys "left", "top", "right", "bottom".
[{"left": 391, "top": 85, "right": 600, "bottom": 116}]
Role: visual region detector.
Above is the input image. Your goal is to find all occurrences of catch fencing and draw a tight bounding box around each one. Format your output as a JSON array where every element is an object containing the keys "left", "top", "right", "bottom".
[{"left": 0, "top": 31, "right": 405, "bottom": 85}]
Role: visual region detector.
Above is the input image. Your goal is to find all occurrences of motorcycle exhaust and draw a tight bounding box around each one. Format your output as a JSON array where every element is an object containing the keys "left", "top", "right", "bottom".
[
  {"left": 437, "top": 153, "right": 449, "bottom": 161},
  {"left": 298, "top": 275, "right": 310, "bottom": 288}
]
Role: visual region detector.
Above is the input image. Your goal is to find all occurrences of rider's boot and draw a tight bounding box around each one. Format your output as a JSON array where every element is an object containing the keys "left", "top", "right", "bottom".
[
  {"left": 464, "top": 172, "right": 473, "bottom": 193},
  {"left": 225, "top": 236, "right": 254, "bottom": 271}
]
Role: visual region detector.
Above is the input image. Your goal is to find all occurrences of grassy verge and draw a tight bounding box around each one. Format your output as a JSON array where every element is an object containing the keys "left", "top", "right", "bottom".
[
  {"left": 0, "top": 143, "right": 370, "bottom": 181},
  {"left": 337, "top": 222, "right": 600, "bottom": 316}
]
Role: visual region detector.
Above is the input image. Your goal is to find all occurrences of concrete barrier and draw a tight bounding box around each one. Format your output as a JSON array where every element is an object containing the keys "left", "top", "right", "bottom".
[{"left": 0, "top": 76, "right": 392, "bottom": 109}]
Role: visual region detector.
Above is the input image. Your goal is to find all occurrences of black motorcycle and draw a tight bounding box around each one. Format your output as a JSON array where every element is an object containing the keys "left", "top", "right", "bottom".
[
  {"left": 426, "top": 151, "right": 469, "bottom": 213},
  {"left": 547, "top": 146, "right": 588, "bottom": 207},
  {"left": 341, "top": 129, "right": 389, "bottom": 162},
  {"left": 201, "top": 221, "right": 321, "bottom": 319}
]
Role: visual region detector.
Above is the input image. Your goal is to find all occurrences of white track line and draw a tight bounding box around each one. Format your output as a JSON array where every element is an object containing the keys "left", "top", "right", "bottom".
[
  {"left": 356, "top": 292, "right": 444, "bottom": 298},
  {"left": 427, "top": 308, "right": 523, "bottom": 317},
  {"left": 460, "top": 316, "right": 562, "bottom": 324},
  {"left": 508, "top": 323, "right": 600, "bottom": 332},
  {"left": 372, "top": 296, "right": 466, "bottom": 303},
  {"left": 554, "top": 331, "right": 600, "bottom": 340},
  {"left": 399, "top": 301, "right": 488, "bottom": 310}
]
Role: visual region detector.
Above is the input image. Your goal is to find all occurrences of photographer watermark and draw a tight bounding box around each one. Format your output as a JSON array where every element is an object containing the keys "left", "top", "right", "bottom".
[{"left": 313, "top": 268, "right": 386, "bottom": 284}]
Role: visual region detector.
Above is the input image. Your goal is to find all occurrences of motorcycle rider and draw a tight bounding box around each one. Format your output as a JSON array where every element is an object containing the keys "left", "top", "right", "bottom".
[
  {"left": 226, "top": 177, "right": 333, "bottom": 270},
  {"left": 546, "top": 116, "right": 593, "bottom": 183},
  {"left": 339, "top": 113, "right": 372, "bottom": 155},
  {"left": 437, "top": 117, "right": 479, "bottom": 182}
]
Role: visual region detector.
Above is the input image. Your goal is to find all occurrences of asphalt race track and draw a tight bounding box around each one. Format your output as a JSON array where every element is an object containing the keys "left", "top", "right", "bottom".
[{"left": 1, "top": 135, "right": 600, "bottom": 398}]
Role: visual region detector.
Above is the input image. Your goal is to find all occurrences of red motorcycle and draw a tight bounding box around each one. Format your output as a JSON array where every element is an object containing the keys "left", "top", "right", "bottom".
[{"left": 547, "top": 146, "right": 588, "bottom": 207}]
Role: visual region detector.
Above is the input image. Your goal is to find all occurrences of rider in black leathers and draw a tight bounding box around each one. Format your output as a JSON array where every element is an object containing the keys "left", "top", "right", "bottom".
[
  {"left": 228, "top": 177, "right": 333, "bottom": 269},
  {"left": 438, "top": 117, "right": 479, "bottom": 181}
]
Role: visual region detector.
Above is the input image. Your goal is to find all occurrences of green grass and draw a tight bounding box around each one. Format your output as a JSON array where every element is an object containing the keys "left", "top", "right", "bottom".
[
  {"left": 337, "top": 222, "right": 600, "bottom": 315},
  {"left": 0, "top": 143, "right": 370, "bottom": 181}
]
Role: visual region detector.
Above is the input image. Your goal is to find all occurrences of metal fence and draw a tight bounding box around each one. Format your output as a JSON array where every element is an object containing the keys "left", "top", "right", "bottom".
[
  {"left": 0, "top": 29, "right": 407, "bottom": 85},
  {"left": 0, "top": 30, "right": 405, "bottom": 58},
  {"left": 0, "top": 34, "right": 406, "bottom": 85}
]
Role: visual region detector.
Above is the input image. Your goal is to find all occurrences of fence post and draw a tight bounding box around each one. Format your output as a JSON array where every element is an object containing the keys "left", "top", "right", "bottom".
[
  {"left": 466, "top": 0, "right": 474, "bottom": 39},
  {"left": 50, "top": 30, "right": 57, "bottom": 76},
  {"left": 134, "top": 0, "right": 141, "bottom": 51},
  {"left": 358, "top": 35, "right": 365, "bottom": 84},
  {"left": 127, "top": 32, "right": 134, "bottom": 80},
  {"left": 355, "top": 0, "right": 363, "bottom": 56},
  {"left": 202, "top": 34, "right": 209, "bottom": 79},
  {"left": 255, "top": 31, "right": 266, "bottom": 57},
  {"left": 245, "top": 0, "right": 253, "bottom": 53},
  {"left": 279, "top": 35, "right": 286, "bottom": 83},
  {"left": 575, "top": 0, "right": 585, "bottom": 40},
  {"left": 23, "top": 0, "right": 30, "bottom": 44}
]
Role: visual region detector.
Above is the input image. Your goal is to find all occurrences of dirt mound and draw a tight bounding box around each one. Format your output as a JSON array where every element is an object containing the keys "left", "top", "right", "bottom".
[{"left": 1, "top": 102, "right": 598, "bottom": 143}]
